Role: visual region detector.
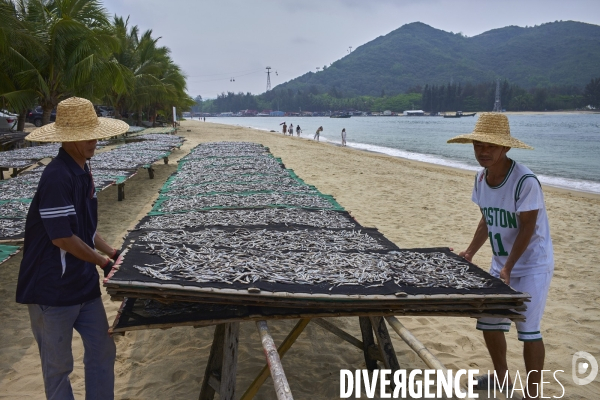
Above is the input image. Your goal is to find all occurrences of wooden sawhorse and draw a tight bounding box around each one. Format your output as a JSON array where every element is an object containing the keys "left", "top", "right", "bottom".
[{"left": 198, "top": 316, "right": 401, "bottom": 400}]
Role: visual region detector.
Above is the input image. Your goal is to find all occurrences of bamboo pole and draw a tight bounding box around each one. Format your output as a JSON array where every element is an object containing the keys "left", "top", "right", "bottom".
[
  {"left": 385, "top": 316, "right": 476, "bottom": 400},
  {"left": 241, "top": 319, "right": 309, "bottom": 400},
  {"left": 256, "top": 320, "right": 294, "bottom": 400}
]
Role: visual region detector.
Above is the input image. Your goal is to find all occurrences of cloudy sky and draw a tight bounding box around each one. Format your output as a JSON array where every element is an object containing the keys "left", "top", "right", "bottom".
[{"left": 104, "top": 0, "right": 600, "bottom": 99}]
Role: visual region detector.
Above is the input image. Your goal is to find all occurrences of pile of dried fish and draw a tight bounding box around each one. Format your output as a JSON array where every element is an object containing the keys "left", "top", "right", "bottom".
[
  {"left": 133, "top": 245, "right": 491, "bottom": 289},
  {"left": 136, "top": 133, "right": 182, "bottom": 142},
  {"left": 4, "top": 144, "right": 60, "bottom": 160},
  {"left": 137, "top": 228, "right": 386, "bottom": 252},
  {"left": 166, "top": 172, "right": 300, "bottom": 188},
  {"left": 179, "top": 156, "right": 281, "bottom": 170},
  {"left": 0, "top": 158, "right": 35, "bottom": 168},
  {"left": 0, "top": 179, "right": 38, "bottom": 200},
  {"left": 0, "top": 218, "right": 25, "bottom": 238},
  {"left": 0, "top": 201, "right": 30, "bottom": 218},
  {"left": 161, "top": 182, "right": 317, "bottom": 197},
  {"left": 139, "top": 209, "right": 356, "bottom": 229},
  {"left": 155, "top": 193, "right": 336, "bottom": 212}
]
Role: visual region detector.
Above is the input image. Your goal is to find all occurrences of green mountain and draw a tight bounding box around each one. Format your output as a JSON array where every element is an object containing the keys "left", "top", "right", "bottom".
[{"left": 274, "top": 21, "right": 600, "bottom": 96}]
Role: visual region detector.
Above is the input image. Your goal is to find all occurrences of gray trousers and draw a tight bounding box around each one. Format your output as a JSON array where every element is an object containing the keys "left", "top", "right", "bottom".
[{"left": 28, "top": 297, "right": 116, "bottom": 400}]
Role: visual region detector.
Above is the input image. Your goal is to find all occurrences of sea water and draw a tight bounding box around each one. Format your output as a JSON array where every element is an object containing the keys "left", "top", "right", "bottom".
[{"left": 194, "top": 114, "right": 600, "bottom": 194}]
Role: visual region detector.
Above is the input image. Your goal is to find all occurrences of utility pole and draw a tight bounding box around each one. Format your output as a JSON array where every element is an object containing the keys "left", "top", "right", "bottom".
[
  {"left": 493, "top": 78, "right": 502, "bottom": 112},
  {"left": 266, "top": 67, "right": 272, "bottom": 91}
]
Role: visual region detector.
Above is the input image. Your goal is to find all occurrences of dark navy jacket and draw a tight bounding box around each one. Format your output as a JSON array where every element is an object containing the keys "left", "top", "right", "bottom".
[{"left": 16, "top": 147, "right": 100, "bottom": 306}]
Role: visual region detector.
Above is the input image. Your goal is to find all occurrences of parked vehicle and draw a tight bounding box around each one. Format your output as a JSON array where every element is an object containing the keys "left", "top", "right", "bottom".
[
  {"left": 27, "top": 106, "right": 56, "bottom": 127},
  {"left": 0, "top": 110, "right": 18, "bottom": 130},
  {"left": 95, "top": 105, "right": 114, "bottom": 117}
]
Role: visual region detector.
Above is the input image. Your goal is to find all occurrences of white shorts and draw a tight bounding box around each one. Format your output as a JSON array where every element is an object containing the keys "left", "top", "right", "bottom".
[{"left": 476, "top": 271, "right": 552, "bottom": 341}]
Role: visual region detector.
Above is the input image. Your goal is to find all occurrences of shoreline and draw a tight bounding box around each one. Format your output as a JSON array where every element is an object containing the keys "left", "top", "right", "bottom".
[{"left": 196, "top": 119, "right": 600, "bottom": 199}]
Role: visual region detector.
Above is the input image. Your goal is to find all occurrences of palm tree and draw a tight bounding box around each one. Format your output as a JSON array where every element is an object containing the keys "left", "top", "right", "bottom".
[
  {"left": 107, "top": 18, "right": 192, "bottom": 125},
  {"left": 2, "top": 0, "right": 126, "bottom": 125}
]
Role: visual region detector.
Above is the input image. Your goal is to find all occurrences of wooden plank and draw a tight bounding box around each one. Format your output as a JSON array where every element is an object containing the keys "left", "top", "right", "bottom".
[
  {"left": 256, "top": 321, "right": 294, "bottom": 400},
  {"left": 359, "top": 317, "right": 378, "bottom": 372},
  {"left": 199, "top": 324, "right": 225, "bottom": 400},
  {"left": 241, "top": 319, "right": 309, "bottom": 400},
  {"left": 104, "top": 279, "right": 529, "bottom": 302},
  {"left": 219, "top": 322, "right": 239, "bottom": 400},
  {"left": 370, "top": 316, "right": 400, "bottom": 372}
]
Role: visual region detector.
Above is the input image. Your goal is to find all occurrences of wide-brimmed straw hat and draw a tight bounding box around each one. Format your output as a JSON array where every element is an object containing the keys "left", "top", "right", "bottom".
[
  {"left": 25, "top": 97, "right": 129, "bottom": 142},
  {"left": 447, "top": 112, "right": 533, "bottom": 149}
]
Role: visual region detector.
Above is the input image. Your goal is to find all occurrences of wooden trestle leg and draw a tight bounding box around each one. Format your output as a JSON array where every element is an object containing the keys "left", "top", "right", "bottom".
[
  {"left": 199, "top": 322, "right": 240, "bottom": 400},
  {"left": 370, "top": 316, "right": 400, "bottom": 372},
  {"left": 117, "top": 183, "right": 125, "bottom": 201},
  {"left": 358, "top": 317, "right": 379, "bottom": 372}
]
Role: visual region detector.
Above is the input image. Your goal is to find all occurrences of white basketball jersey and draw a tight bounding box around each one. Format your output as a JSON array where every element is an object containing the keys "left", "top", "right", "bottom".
[{"left": 471, "top": 160, "right": 554, "bottom": 277}]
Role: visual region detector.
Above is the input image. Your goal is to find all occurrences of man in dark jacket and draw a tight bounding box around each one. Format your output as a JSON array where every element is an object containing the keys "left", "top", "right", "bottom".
[{"left": 16, "top": 97, "right": 128, "bottom": 400}]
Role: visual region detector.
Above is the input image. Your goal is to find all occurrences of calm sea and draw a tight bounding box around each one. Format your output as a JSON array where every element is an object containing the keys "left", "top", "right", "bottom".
[{"left": 193, "top": 114, "right": 600, "bottom": 194}]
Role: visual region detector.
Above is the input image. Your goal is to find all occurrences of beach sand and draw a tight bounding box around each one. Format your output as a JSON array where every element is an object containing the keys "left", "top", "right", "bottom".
[{"left": 0, "top": 120, "right": 598, "bottom": 399}]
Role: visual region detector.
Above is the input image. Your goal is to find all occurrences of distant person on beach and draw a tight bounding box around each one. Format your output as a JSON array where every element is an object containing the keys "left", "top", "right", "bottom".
[
  {"left": 296, "top": 125, "right": 301, "bottom": 136},
  {"left": 203, "top": 117, "right": 205, "bottom": 122},
  {"left": 314, "top": 126, "right": 323, "bottom": 141},
  {"left": 341, "top": 128, "right": 347, "bottom": 146},
  {"left": 448, "top": 113, "right": 553, "bottom": 398},
  {"left": 282, "top": 123, "right": 287, "bottom": 135},
  {"left": 289, "top": 124, "right": 294, "bottom": 136}
]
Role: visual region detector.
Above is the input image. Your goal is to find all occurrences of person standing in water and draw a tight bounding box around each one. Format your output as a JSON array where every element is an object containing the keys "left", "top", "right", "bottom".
[
  {"left": 296, "top": 125, "right": 302, "bottom": 136},
  {"left": 289, "top": 123, "right": 294, "bottom": 136},
  {"left": 341, "top": 128, "right": 347, "bottom": 146},
  {"left": 282, "top": 122, "right": 287, "bottom": 135},
  {"left": 314, "top": 126, "right": 323, "bottom": 141}
]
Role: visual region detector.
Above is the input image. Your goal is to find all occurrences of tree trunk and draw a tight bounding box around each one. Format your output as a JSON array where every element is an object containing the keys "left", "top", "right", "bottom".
[
  {"left": 42, "top": 105, "right": 53, "bottom": 125},
  {"left": 17, "top": 110, "right": 26, "bottom": 132}
]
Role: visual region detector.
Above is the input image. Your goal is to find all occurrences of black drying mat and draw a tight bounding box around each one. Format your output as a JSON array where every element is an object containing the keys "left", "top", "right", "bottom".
[
  {"left": 111, "top": 297, "right": 525, "bottom": 332},
  {"left": 108, "top": 246, "right": 516, "bottom": 297}
]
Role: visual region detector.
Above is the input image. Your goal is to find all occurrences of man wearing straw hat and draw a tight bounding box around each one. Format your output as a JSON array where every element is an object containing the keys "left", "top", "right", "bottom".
[
  {"left": 16, "top": 97, "right": 128, "bottom": 399},
  {"left": 448, "top": 113, "right": 554, "bottom": 399}
]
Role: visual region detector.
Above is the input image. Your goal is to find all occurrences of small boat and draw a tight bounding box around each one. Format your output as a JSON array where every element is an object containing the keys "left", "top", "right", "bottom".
[
  {"left": 330, "top": 114, "right": 351, "bottom": 118},
  {"left": 443, "top": 111, "right": 477, "bottom": 118}
]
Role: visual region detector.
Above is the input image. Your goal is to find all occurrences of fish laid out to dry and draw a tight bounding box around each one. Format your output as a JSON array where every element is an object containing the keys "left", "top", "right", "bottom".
[
  {"left": 155, "top": 192, "right": 337, "bottom": 212},
  {"left": 132, "top": 245, "right": 490, "bottom": 290},
  {"left": 139, "top": 209, "right": 356, "bottom": 229},
  {"left": 137, "top": 228, "right": 387, "bottom": 252}
]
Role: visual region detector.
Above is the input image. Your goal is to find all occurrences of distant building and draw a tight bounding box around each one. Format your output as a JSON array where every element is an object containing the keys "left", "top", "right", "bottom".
[
  {"left": 403, "top": 110, "right": 425, "bottom": 116},
  {"left": 383, "top": 110, "right": 392, "bottom": 116},
  {"left": 270, "top": 110, "right": 285, "bottom": 117}
]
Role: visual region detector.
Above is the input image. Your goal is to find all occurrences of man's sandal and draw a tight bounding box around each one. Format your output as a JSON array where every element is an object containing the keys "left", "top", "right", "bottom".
[{"left": 473, "top": 374, "right": 513, "bottom": 391}]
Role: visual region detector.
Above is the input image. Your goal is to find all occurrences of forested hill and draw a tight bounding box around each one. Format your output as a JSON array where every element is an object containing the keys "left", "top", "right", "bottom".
[{"left": 274, "top": 21, "right": 600, "bottom": 96}]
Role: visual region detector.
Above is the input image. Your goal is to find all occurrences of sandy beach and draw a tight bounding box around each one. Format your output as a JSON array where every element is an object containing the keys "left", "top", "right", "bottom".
[{"left": 0, "top": 120, "right": 598, "bottom": 399}]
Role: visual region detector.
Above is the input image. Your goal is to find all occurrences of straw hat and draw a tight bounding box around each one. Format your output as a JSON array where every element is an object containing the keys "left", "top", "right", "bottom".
[
  {"left": 25, "top": 97, "right": 129, "bottom": 142},
  {"left": 447, "top": 112, "right": 533, "bottom": 149}
]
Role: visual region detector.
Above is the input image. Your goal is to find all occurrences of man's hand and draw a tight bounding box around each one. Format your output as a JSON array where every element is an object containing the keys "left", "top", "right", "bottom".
[
  {"left": 111, "top": 249, "right": 122, "bottom": 261},
  {"left": 499, "top": 262, "right": 514, "bottom": 285},
  {"left": 458, "top": 250, "right": 474, "bottom": 262},
  {"left": 101, "top": 258, "right": 114, "bottom": 278}
]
